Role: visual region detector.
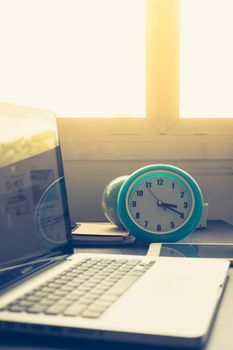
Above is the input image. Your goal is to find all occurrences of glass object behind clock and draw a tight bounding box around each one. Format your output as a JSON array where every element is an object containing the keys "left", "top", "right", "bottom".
[{"left": 0, "top": 104, "right": 73, "bottom": 271}]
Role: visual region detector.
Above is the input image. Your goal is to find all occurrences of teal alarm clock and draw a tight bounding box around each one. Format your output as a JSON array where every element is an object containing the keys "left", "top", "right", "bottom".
[{"left": 117, "top": 164, "right": 204, "bottom": 243}]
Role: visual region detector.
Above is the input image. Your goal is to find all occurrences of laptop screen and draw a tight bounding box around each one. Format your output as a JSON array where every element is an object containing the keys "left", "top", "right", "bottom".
[{"left": 0, "top": 104, "right": 73, "bottom": 271}]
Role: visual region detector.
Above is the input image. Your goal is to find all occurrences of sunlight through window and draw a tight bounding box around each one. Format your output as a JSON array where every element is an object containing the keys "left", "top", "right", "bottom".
[
  {"left": 0, "top": 0, "right": 145, "bottom": 117},
  {"left": 180, "top": 0, "right": 233, "bottom": 118}
]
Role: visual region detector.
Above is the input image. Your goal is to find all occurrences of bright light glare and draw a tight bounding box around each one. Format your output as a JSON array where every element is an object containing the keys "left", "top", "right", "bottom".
[
  {"left": 180, "top": 0, "right": 233, "bottom": 118},
  {"left": 0, "top": 0, "right": 145, "bottom": 117}
]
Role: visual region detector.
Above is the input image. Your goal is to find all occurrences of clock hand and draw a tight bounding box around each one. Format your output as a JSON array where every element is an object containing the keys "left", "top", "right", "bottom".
[
  {"left": 161, "top": 203, "right": 178, "bottom": 208},
  {"left": 162, "top": 204, "right": 183, "bottom": 216},
  {"left": 146, "top": 187, "right": 160, "bottom": 201}
]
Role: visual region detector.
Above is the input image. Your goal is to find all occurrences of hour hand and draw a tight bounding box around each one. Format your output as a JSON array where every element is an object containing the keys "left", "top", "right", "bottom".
[{"left": 162, "top": 203, "right": 178, "bottom": 208}]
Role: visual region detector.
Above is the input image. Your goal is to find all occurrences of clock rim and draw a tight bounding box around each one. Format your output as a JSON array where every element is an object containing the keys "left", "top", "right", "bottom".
[{"left": 117, "top": 164, "right": 204, "bottom": 243}]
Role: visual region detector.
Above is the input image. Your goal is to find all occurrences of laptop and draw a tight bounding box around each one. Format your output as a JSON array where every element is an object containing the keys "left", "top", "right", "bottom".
[{"left": 0, "top": 103, "right": 229, "bottom": 349}]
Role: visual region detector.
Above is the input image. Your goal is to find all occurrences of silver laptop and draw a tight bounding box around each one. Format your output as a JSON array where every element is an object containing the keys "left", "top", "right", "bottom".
[{"left": 0, "top": 104, "right": 229, "bottom": 349}]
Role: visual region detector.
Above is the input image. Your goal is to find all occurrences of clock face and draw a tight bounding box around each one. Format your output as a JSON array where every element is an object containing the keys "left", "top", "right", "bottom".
[{"left": 126, "top": 171, "right": 194, "bottom": 234}]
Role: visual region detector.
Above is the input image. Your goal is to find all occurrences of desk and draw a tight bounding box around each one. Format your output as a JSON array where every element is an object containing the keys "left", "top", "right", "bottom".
[{"left": 0, "top": 220, "right": 233, "bottom": 350}]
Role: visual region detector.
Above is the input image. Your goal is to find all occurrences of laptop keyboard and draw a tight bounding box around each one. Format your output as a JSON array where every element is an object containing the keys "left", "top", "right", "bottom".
[{"left": 2, "top": 257, "right": 155, "bottom": 319}]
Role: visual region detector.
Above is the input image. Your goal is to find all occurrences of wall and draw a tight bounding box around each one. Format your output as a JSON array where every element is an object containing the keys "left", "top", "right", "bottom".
[{"left": 62, "top": 159, "right": 233, "bottom": 225}]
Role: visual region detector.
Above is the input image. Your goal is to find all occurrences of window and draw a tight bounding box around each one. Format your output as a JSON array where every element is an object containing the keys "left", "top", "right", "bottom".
[
  {"left": 180, "top": 0, "right": 233, "bottom": 119},
  {"left": 0, "top": 0, "right": 145, "bottom": 118}
]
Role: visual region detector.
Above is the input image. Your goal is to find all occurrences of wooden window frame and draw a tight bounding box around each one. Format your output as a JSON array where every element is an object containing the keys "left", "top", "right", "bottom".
[{"left": 58, "top": 0, "right": 233, "bottom": 161}]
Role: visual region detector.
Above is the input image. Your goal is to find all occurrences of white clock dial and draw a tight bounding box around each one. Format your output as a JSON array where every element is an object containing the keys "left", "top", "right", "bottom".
[{"left": 126, "top": 171, "right": 194, "bottom": 234}]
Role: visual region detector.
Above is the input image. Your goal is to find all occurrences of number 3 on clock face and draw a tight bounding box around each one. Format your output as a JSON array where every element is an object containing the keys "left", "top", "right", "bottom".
[{"left": 117, "top": 165, "right": 204, "bottom": 243}]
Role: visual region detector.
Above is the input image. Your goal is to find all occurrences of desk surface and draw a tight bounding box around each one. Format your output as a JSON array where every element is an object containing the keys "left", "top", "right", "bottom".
[{"left": 1, "top": 220, "right": 233, "bottom": 350}]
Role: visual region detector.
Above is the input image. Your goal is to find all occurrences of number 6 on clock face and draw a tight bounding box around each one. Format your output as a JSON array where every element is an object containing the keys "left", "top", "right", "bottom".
[{"left": 117, "top": 164, "right": 204, "bottom": 243}]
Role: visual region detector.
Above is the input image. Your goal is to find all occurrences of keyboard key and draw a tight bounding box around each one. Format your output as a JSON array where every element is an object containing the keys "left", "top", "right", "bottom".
[
  {"left": 54, "top": 290, "right": 68, "bottom": 297},
  {"left": 86, "top": 290, "right": 103, "bottom": 297},
  {"left": 68, "top": 290, "right": 85, "bottom": 298},
  {"left": 63, "top": 303, "right": 87, "bottom": 317},
  {"left": 27, "top": 304, "right": 48, "bottom": 313},
  {"left": 107, "top": 275, "right": 140, "bottom": 296},
  {"left": 131, "top": 259, "right": 141, "bottom": 264},
  {"left": 78, "top": 296, "right": 97, "bottom": 304},
  {"left": 39, "top": 300, "right": 54, "bottom": 306},
  {"left": 56, "top": 299, "right": 73, "bottom": 306},
  {"left": 26, "top": 295, "right": 41, "bottom": 302},
  {"left": 34, "top": 291, "right": 49, "bottom": 297},
  {"left": 45, "top": 304, "right": 67, "bottom": 315},
  {"left": 7, "top": 305, "right": 25, "bottom": 313},
  {"left": 81, "top": 310, "right": 103, "bottom": 318},
  {"left": 60, "top": 286, "right": 74, "bottom": 292},
  {"left": 17, "top": 300, "right": 35, "bottom": 308},
  {"left": 46, "top": 295, "right": 61, "bottom": 302}
]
